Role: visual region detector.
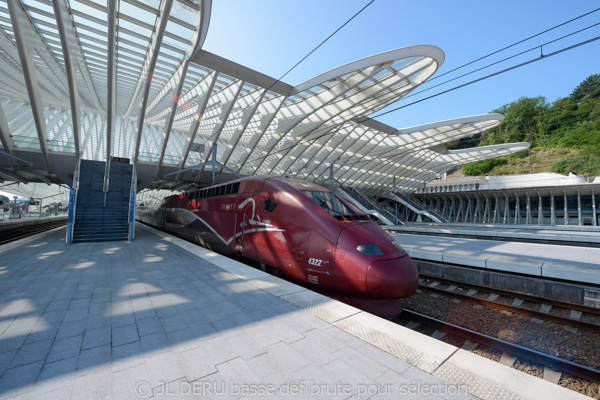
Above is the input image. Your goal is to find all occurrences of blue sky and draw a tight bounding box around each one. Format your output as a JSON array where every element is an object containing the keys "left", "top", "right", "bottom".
[{"left": 203, "top": 0, "right": 600, "bottom": 129}]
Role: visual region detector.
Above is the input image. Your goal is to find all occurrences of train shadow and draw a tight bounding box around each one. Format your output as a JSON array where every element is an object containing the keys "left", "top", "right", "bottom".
[{"left": 0, "top": 223, "right": 326, "bottom": 396}]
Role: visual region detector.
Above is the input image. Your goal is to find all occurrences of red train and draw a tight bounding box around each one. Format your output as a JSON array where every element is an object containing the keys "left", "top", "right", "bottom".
[{"left": 137, "top": 176, "right": 418, "bottom": 316}]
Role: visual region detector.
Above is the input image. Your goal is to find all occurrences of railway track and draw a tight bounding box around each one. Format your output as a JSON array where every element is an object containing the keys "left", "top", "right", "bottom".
[
  {"left": 0, "top": 217, "right": 67, "bottom": 245},
  {"left": 402, "top": 309, "right": 600, "bottom": 383},
  {"left": 418, "top": 276, "right": 600, "bottom": 332},
  {"left": 398, "top": 274, "right": 600, "bottom": 397}
]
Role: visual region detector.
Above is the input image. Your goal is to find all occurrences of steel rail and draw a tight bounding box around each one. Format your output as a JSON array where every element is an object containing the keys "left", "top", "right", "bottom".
[
  {"left": 419, "top": 273, "right": 600, "bottom": 316},
  {"left": 402, "top": 309, "right": 600, "bottom": 383},
  {"left": 417, "top": 283, "right": 600, "bottom": 332}
]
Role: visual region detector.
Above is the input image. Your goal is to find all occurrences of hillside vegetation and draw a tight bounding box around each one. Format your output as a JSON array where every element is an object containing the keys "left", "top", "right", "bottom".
[{"left": 443, "top": 74, "right": 600, "bottom": 177}]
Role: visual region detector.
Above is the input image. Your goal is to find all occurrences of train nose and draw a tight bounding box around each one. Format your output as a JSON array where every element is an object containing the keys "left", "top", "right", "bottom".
[{"left": 366, "top": 255, "right": 419, "bottom": 298}]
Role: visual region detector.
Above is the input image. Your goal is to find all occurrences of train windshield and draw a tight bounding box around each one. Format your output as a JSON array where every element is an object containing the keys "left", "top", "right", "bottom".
[{"left": 301, "top": 191, "right": 357, "bottom": 216}]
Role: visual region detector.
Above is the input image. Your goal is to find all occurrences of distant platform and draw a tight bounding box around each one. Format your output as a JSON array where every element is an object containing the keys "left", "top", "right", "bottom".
[
  {"left": 388, "top": 222, "right": 600, "bottom": 246},
  {"left": 390, "top": 229, "right": 600, "bottom": 286},
  {"left": 0, "top": 223, "right": 586, "bottom": 399},
  {"left": 0, "top": 214, "right": 67, "bottom": 227}
]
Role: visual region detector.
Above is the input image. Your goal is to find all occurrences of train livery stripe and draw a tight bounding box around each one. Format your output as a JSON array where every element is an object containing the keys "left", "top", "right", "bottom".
[{"left": 172, "top": 208, "right": 285, "bottom": 246}]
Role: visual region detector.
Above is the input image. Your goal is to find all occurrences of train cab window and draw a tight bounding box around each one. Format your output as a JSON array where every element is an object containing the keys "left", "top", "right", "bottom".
[
  {"left": 263, "top": 198, "right": 277, "bottom": 213},
  {"left": 301, "top": 190, "right": 356, "bottom": 216}
]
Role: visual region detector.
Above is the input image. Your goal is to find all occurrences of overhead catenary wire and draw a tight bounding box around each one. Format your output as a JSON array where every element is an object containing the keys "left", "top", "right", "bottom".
[
  {"left": 386, "top": 21, "right": 600, "bottom": 105},
  {"left": 234, "top": 8, "right": 600, "bottom": 169},
  {"left": 425, "top": 7, "right": 600, "bottom": 83},
  {"left": 181, "top": 6, "right": 600, "bottom": 182},
  {"left": 241, "top": 33, "right": 600, "bottom": 168},
  {"left": 370, "top": 34, "right": 600, "bottom": 120},
  {"left": 190, "top": 0, "right": 376, "bottom": 153}
]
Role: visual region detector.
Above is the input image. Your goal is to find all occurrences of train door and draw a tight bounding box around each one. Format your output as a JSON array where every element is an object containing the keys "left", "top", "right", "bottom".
[
  {"left": 156, "top": 205, "right": 166, "bottom": 230},
  {"left": 306, "top": 230, "right": 335, "bottom": 289},
  {"left": 235, "top": 206, "right": 257, "bottom": 260},
  {"left": 234, "top": 210, "right": 245, "bottom": 254}
]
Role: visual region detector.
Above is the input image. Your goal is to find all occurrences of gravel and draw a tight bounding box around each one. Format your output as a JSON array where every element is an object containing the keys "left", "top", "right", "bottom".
[{"left": 402, "top": 287, "right": 600, "bottom": 398}]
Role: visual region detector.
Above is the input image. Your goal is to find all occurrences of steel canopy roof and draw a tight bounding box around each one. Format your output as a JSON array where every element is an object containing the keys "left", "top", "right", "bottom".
[{"left": 0, "top": 0, "right": 529, "bottom": 198}]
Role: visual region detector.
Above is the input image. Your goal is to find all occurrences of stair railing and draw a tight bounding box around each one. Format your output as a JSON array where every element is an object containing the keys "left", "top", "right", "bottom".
[
  {"left": 103, "top": 158, "right": 111, "bottom": 207},
  {"left": 66, "top": 156, "right": 82, "bottom": 244},
  {"left": 128, "top": 163, "right": 137, "bottom": 241},
  {"left": 340, "top": 186, "right": 398, "bottom": 225}
]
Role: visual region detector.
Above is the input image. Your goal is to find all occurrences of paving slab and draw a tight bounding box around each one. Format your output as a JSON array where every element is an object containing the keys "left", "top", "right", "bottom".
[{"left": 0, "top": 223, "right": 588, "bottom": 400}]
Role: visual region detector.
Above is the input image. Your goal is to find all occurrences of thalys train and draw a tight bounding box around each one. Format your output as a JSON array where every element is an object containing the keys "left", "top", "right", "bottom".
[{"left": 137, "top": 176, "right": 418, "bottom": 316}]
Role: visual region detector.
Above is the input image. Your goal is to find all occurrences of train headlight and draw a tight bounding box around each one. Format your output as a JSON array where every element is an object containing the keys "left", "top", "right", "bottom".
[
  {"left": 391, "top": 239, "right": 405, "bottom": 252},
  {"left": 355, "top": 244, "right": 383, "bottom": 255}
]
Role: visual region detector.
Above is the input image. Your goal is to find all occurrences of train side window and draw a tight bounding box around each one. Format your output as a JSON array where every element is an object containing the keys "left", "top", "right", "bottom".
[
  {"left": 232, "top": 182, "right": 240, "bottom": 194},
  {"left": 263, "top": 198, "right": 277, "bottom": 213},
  {"left": 225, "top": 184, "right": 232, "bottom": 195}
]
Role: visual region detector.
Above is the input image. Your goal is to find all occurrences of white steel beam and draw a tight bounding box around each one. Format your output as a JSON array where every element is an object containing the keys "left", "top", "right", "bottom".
[
  {"left": 106, "top": 0, "right": 117, "bottom": 163},
  {"left": 52, "top": 0, "right": 84, "bottom": 156},
  {"left": 131, "top": 0, "right": 174, "bottom": 164},
  {"left": 7, "top": 0, "right": 54, "bottom": 170}
]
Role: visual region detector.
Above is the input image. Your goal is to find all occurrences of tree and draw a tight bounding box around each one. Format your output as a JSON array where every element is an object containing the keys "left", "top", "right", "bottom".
[
  {"left": 480, "top": 96, "right": 549, "bottom": 145},
  {"left": 570, "top": 73, "right": 600, "bottom": 102}
]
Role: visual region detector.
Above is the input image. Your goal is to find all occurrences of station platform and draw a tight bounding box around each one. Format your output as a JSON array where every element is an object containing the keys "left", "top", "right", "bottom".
[
  {"left": 0, "top": 215, "right": 66, "bottom": 227},
  {"left": 387, "top": 223, "right": 600, "bottom": 246},
  {"left": 389, "top": 229, "right": 600, "bottom": 286},
  {"left": 0, "top": 224, "right": 588, "bottom": 399}
]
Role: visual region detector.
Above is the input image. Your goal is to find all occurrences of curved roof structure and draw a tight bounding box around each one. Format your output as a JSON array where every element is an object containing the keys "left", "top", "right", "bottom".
[{"left": 0, "top": 0, "right": 528, "bottom": 198}]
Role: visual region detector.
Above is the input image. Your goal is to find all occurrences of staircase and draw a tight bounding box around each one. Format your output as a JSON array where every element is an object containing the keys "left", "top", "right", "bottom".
[
  {"left": 336, "top": 186, "right": 399, "bottom": 225},
  {"left": 72, "top": 160, "right": 132, "bottom": 242},
  {"left": 384, "top": 190, "right": 447, "bottom": 223}
]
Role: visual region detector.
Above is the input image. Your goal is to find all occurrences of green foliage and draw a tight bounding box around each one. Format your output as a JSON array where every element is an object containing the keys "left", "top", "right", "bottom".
[
  {"left": 551, "top": 155, "right": 600, "bottom": 176},
  {"left": 479, "top": 96, "right": 549, "bottom": 145},
  {"left": 449, "top": 73, "right": 600, "bottom": 177},
  {"left": 462, "top": 158, "right": 507, "bottom": 176},
  {"left": 570, "top": 73, "right": 600, "bottom": 101}
]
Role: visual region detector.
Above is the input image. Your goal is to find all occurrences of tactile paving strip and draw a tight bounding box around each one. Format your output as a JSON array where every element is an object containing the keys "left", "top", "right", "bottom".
[
  {"left": 434, "top": 362, "right": 523, "bottom": 400},
  {"left": 333, "top": 318, "right": 442, "bottom": 373},
  {"left": 281, "top": 292, "right": 347, "bottom": 323}
]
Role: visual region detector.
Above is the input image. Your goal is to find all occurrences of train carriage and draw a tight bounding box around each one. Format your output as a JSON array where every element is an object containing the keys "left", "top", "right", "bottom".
[{"left": 137, "top": 176, "right": 418, "bottom": 316}]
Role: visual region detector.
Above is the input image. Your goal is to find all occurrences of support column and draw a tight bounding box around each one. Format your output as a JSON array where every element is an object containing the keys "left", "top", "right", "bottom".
[
  {"left": 593, "top": 189, "right": 597, "bottom": 226},
  {"left": 483, "top": 196, "right": 490, "bottom": 223},
  {"left": 450, "top": 198, "right": 455, "bottom": 222},
  {"left": 577, "top": 190, "right": 582, "bottom": 226},
  {"left": 551, "top": 193, "right": 556, "bottom": 225},
  {"left": 493, "top": 194, "right": 499, "bottom": 224},
  {"left": 514, "top": 194, "right": 520, "bottom": 224},
  {"left": 442, "top": 198, "right": 448, "bottom": 221},
  {"left": 564, "top": 191, "right": 569, "bottom": 225},
  {"left": 526, "top": 194, "right": 531, "bottom": 225},
  {"left": 503, "top": 194, "right": 509, "bottom": 224},
  {"left": 537, "top": 192, "right": 543, "bottom": 225}
]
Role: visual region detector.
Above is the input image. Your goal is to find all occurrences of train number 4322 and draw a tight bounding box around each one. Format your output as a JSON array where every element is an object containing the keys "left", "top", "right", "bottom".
[{"left": 308, "top": 258, "right": 323, "bottom": 266}]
